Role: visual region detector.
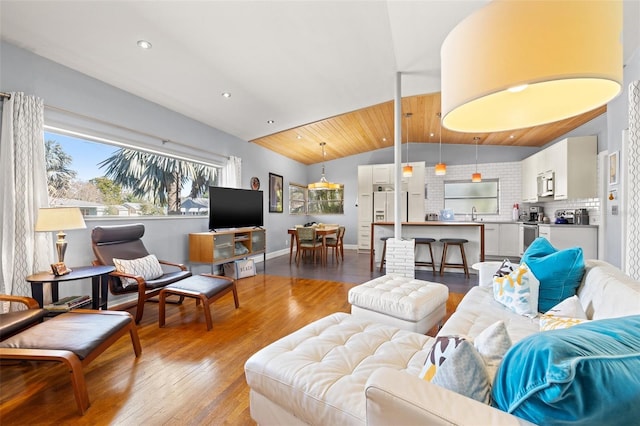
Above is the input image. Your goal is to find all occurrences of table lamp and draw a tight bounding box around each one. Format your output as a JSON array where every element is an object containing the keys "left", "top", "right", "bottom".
[{"left": 35, "top": 207, "right": 87, "bottom": 275}]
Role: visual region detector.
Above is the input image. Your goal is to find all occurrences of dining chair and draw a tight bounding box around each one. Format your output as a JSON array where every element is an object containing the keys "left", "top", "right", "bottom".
[
  {"left": 295, "top": 227, "right": 323, "bottom": 265},
  {"left": 325, "top": 226, "right": 345, "bottom": 263}
]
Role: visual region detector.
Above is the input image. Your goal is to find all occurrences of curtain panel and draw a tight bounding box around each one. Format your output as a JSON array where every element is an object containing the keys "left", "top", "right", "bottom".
[
  {"left": 627, "top": 81, "right": 640, "bottom": 280},
  {"left": 0, "top": 92, "right": 52, "bottom": 307}
]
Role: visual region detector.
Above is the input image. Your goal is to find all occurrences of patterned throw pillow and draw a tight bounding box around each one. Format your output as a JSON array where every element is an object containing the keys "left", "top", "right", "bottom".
[
  {"left": 113, "top": 254, "right": 164, "bottom": 288},
  {"left": 539, "top": 315, "right": 590, "bottom": 331},
  {"left": 493, "top": 263, "right": 539, "bottom": 318},
  {"left": 539, "top": 296, "right": 590, "bottom": 331},
  {"left": 418, "top": 321, "right": 512, "bottom": 404},
  {"left": 493, "top": 259, "right": 515, "bottom": 278}
]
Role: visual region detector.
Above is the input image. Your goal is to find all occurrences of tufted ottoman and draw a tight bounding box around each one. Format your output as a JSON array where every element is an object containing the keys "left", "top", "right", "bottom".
[
  {"left": 348, "top": 274, "right": 449, "bottom": 334},
  {"left": 244, "top": 312, "right": 434, "bottom": 425}
]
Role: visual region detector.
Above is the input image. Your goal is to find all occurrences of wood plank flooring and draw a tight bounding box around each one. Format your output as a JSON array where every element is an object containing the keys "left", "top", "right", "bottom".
[{"left": 0, "top": 251, "right": 474, "bottom": 425}]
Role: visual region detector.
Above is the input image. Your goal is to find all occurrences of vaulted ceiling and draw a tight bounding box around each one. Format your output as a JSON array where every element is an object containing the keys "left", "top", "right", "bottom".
[{"left": 1, "top": 1, "right": 636, "bottom": 165}]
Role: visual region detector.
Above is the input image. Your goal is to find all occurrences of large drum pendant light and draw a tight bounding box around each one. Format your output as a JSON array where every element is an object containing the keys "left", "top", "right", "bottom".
[{"left": 441, "top": 0, "right": 622, "bottom": 133}]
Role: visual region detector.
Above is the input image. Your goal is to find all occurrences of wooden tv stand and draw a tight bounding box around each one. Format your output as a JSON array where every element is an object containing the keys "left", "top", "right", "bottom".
[{"left": 189, "top": 228, "right": 266, "bottom": 271}]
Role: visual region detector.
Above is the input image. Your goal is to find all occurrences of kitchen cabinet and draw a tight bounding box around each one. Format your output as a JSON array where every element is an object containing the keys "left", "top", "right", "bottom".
[
  {"left": 499, "top": 223, "right": 520, "bottom": 257},
  {"left": 521, "top": 136, "right": 597, "bottom": 202},
  {"left": 548, "top": 136, "right": 597, "bottom": 200},
  {"left": 485, "top": 223, "right": 520, "bottom": 258},
  {"left": 372, "top": 165, "right": 393, "bottom": 185},
  {"left": 537, "top": 225, "right": 598, "bottom": 259},
  {"left": 521, "top": 153, "right": 540, "bottom": 203}
]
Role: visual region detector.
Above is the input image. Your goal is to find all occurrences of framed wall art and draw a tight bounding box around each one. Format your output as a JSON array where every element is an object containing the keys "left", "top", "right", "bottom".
[
  {"left": 609, "top": 151, "right": 619, "bottom": 186},
  {"left": 269, "top": 172, "right": 283, "bottom": 213}
]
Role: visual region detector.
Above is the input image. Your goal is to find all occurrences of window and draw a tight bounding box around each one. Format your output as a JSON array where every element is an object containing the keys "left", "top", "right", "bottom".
[
  {"left": 44, "top": 130, "right": 219, "bottom": 217},
  {"left": 288, "top": 184, "right": 344, "bottom": 215},
  {"left": 289, "top": 183, "right": 307, "bottom": 215},
  {"left": 444, "top": 179, "right": 499, "bottom": 215}
]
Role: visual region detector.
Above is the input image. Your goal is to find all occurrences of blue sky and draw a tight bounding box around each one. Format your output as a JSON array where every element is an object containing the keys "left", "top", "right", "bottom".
[{"left": 45, "top": 131, "right": 118, "bottom": 181}]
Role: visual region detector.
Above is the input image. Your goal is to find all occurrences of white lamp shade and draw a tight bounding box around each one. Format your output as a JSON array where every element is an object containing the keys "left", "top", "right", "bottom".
[
  {"left": 35, "top": 207, "right": 86, "bottom": 232},
  {"left": 441, "top": 0, "right": 622, "bottom": 132}
]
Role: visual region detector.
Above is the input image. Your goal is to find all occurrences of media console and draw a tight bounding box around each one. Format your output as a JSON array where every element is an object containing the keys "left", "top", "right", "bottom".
[{"left": 189, "top": 228, "right": 266, "bottom": 271}]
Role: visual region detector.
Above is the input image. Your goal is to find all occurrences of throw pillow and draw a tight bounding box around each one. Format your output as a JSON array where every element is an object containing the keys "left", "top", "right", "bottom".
[
  {"left": 419, "top": 321, "right": 512, "bottom": 403},
  {"left": 521, "top": 237, "right": 585, "bottom": 312},
  {"left": 492, "top": 315, "right": 640, "bottom": 426},
  {"left": 113, "top": 254, "right": 164, "bottom": 288},
  {"left": 493, "top": 259, "right": 515, "bottom": 278},
  {"left": 543, "top": 295, "right": 587, "bottom": 319},
  {"left": 539, "top": 314, "right": 590, "bottom": 331},
  {"left": 492, "top": 263, "right": 539, "bottom": 318}
]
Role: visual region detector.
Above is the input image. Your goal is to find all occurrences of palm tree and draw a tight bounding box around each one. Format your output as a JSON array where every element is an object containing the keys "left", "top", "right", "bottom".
[
  {"left": 45, "top": 139, "right": 77, "bottom": 197},
  {"left": 99, "top": 149, "right": 216, "bottom": 214}
]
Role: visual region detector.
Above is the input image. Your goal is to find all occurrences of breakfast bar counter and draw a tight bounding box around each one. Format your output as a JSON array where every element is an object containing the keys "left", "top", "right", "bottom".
[{"left": 370, "top": 221, "right": 485, "bottom": 271}]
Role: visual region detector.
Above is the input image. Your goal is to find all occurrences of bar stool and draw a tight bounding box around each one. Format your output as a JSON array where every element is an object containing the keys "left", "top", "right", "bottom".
[
  {"left": 379, "top": 236, "right": 391, "bottom": 272},
  {"left": 439, "top": 238, "right": 470, "bottom": 277},
  {"left": 414, "top": 237, "right": 437, "bottom": 273}
]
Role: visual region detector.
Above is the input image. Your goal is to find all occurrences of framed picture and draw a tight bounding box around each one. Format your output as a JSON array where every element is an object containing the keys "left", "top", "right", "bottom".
[
  {"left": 609, "top": 151, "right": 619, "bottom": 186},
  {"left": 269, "top": 172, "right": 283, "bottom": 213}
]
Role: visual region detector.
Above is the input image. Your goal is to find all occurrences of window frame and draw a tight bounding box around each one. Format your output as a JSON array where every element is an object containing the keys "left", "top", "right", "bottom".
[{"left": 443, "top": 179, "right": 499, "bottom": 215}]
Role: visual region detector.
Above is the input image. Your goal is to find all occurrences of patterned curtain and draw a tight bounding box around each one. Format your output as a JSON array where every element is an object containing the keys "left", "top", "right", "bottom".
[
  {"left": 0, "top": 92, "right": 52, "bottom": 307},
  {"left": 627, "top": 81, "right": 640, "bottom": 280},
  {"left": 221, "top": 155, "right": 241, "bottom": 188}
]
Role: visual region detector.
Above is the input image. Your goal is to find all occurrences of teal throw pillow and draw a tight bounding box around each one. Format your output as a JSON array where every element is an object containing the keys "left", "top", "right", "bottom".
[
  {"left": 521, "top": 237, "right": 585, "bottom": 312},
  {"left": 492, "top": 315, "right": 640, "bottom": 426}
]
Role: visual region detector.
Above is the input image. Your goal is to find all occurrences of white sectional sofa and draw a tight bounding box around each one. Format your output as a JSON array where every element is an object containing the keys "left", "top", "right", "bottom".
[{"left": 244, "top": 260, "right": 640, "bottom": 425}]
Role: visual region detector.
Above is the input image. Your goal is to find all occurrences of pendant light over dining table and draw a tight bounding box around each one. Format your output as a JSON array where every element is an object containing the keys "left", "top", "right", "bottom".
[
  {"left": 440, "top": 0, "right": 622, "bottom": 133},
  {"left": 402, "top": 112, "right": 413, "bottom": 178},
  {"left": 308, "top": 142, "right": 342, "bottom": 190}
]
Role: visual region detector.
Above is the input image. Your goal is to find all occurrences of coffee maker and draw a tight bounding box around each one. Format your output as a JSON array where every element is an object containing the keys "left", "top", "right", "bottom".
[{"left": 529, "top": 206, "right": 544, "bottom": 222}]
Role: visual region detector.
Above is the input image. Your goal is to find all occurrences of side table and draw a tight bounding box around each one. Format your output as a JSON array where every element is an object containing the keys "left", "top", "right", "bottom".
[{"left": 25, "top": 265, "right": 115, "bottom": 310}]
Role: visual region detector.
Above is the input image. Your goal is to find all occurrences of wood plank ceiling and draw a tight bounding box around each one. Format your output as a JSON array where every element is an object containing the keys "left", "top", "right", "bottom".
[{"left": 251, "top": 92, "right": 606, "bottom": 165}]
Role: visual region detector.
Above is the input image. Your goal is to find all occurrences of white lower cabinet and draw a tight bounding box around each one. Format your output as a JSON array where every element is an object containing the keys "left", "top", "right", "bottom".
[
  {"left": 537, "top": 225, "right": 598, "bottom": 260},
  {"left": 484, "top": 223, "right": 520, "bottom": 258}
]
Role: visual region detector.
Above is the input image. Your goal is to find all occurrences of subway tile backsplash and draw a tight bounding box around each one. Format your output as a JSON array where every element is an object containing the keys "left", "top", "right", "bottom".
[{"left": 423, "top": 161, "right": 600, "bottom": 224}]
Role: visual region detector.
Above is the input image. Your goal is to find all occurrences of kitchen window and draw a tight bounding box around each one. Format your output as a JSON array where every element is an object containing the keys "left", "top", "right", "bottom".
[{"left": 444, "top": 179, "right": 499, "bottom": 215}]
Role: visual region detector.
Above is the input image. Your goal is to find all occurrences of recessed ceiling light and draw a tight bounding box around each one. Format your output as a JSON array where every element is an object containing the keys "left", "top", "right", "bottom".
[
  {"left": 430, "top": 132, "right": 435, "bottom": 137},
  {"left": 221, "top": 92, "right": 231, "bottom": 98},
  {"left": 510, "top": 134, "right": 515, "bottom": 139},
  {"left": 136, "top": 40, "right": 152, "bottom": 49},
  {"left": 382, "top": 137, "right": 387, "bottom": 142},
  {"left": 267, "top": 120, "right": 275, "bottom": 124},
  {"left": 296, "top": 135, "right": 302, "bottom": 139}
]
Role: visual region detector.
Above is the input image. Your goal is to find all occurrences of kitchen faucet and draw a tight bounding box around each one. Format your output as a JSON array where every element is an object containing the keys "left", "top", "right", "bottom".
[{"left": 471, "top": 206, "right": 477, "bottom": 222}]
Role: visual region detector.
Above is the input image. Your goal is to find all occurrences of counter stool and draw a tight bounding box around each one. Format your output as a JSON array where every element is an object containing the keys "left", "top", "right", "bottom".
[
  {"left": 379, "top": 236, "right": 391, "bottom": 272},
  {"left": 439, "top": 238, "right": 470, "bottom": 277},
  {"left": 414, "top": 237, "right": 437, "bottom": 273}
]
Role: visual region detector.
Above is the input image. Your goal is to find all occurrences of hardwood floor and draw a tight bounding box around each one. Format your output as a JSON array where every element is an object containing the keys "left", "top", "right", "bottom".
[{"left": 0, "top": 251, "right": 475, "bottom": 425}]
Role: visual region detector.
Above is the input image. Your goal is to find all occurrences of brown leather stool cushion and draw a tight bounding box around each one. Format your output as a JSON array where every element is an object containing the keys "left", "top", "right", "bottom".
[
  {"left": 0, "top": 309, "right": 46, "bottom": 340},
  {"left": 163, "top": 274, "right": 233, "bottom": 298},
  {"left": 0, "top": 312, "right": 131, "bottom": 360}
]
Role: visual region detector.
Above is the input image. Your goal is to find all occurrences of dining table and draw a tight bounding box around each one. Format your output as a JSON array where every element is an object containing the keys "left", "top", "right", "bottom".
[{"left": 288, "top": 226, "right": 339, "bottom": 265}]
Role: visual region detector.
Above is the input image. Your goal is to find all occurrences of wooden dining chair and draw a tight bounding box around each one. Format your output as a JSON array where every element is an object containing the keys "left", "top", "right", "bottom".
[
  {"left": 325, "top": 226, "right": 345, "bottom": 263},
  {"left": 295, "top": 227, "right": 323, "bottom": 265}
]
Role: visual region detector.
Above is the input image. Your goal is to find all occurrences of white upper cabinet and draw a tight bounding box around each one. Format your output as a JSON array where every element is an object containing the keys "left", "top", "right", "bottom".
[
  {"left": 372, "top": 165, "right": 393, "bottom": 185},
  {"left": 551, "top": 136, "right": 597, "bottom": 200},
  {"left": 521, "top": 136, "right": 597, "bottom": 202}
]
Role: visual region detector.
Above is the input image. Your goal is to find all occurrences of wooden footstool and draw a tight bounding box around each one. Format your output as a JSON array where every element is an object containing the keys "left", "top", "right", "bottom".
[
  {"left": 348, "top": 274, "right": 449, "bottom": 334},
  {"left": 159, "top": 274, "right": 239, "bottom": 331}
]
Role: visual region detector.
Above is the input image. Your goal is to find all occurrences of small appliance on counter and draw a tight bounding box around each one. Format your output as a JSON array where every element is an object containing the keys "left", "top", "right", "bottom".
[
  {"left": 574, "top": 209, "right": 589, "bottom": 225},
  {"left": 529, "top": 206, "right": 544, "bottom": 223},
  {"left": 425, "top": 213, "right": 439, "bottom": 221},
  {"left": 555, "top": 209, "right": 575, "bottom": 224}
]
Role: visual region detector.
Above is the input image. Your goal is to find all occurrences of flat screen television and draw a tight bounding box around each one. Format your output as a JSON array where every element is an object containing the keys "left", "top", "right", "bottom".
[{"left": 208, "top": 186, "right": 263, "bottom": 231}]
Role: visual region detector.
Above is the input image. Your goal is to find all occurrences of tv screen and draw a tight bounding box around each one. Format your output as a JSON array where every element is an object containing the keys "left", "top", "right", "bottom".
[{"left": 208, "top": 186, "right": 264, "bottom": 230}]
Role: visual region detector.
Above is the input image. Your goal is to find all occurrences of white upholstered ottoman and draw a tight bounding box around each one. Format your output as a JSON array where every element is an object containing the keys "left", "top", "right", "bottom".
[{"left": 348, "top": 274, "right": 449, "bottom": 334}]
